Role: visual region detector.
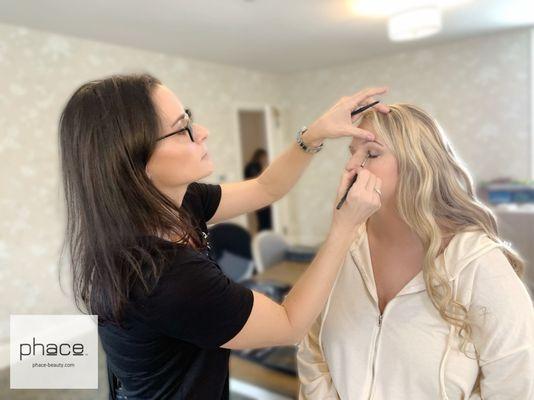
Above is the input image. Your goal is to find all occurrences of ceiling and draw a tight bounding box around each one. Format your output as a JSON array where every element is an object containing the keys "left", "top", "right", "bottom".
[{"left": 0, "top": 0, "right": 532, "bottom": 73}]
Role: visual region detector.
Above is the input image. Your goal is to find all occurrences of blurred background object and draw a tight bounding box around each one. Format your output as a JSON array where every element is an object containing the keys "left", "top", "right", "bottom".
[{"left": 245, "top": 149, "right": 273, "bottom": 233}]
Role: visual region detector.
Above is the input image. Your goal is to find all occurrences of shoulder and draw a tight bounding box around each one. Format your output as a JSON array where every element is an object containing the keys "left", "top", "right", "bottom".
[
  {"left": 471, "top": 247, "right": 519, "bottom": 281},
  {"left": 443, "top": 230, "right": 510, "bottom": 280},
  {"left": 184, "top": 182, "right": 221, "bottom": 200},
  {"left": 451, "top": 235, "right": 526, "bottom": 297},
  {"left": 469, "top": 247, "right": 531, "bottom": 301},
  {"left": 443, "top": 230, "right": 530, "bottom": 305},
  {"left": 134, "top": 236, "right": 219, "bottom": 292},
  {"left": 148, "top": 236, "right": 220, "bottom": 280},
  {"left": 182, "top": 181, "right": 222, "bottom": 222},
  {"left": 463, "top": 247, "right": 532, "bottom": 324}
]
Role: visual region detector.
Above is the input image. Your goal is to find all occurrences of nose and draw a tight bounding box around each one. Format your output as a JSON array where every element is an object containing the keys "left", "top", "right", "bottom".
[
  {"left": 193, "top": 123, "right": 209, "bottom": 143},
  {"left": 345, "top": 154, "right": 364, "bottom": 172}
]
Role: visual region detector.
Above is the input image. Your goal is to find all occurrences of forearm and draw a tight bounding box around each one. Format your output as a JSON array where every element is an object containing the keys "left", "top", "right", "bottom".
[
  {"left": 281, "top": 226, "right": 356, "bottom": 343},
  {"left": 222, "top": 168, "right": 380, "bottom": 350},
  {"left": 257, "top": 137, "right": 322, "bottom": 200}
]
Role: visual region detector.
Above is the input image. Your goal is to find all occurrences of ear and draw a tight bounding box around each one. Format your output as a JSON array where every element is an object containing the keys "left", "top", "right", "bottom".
[{"left": 145, "top": 166, "right": 152, "bottom": 180}]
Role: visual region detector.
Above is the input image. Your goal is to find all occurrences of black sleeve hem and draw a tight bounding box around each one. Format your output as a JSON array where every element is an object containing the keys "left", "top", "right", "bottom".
[
  {"left": 205, "top": 184, "right": 222, "bottom": 222},
  {"left": 211, "top": 287, "right": 254, "bottom": 349}
]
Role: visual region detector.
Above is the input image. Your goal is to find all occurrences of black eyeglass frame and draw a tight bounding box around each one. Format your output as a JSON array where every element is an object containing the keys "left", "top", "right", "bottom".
[{"left": 156, "top": 109, "right": 194, "bottom": 142}]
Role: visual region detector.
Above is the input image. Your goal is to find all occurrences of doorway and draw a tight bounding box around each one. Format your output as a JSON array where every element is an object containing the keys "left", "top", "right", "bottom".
[{"left": 237, "top": 109, "right": 269, "bottom": 235}]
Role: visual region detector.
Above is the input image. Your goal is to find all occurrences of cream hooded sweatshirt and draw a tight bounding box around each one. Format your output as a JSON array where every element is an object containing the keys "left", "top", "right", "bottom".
[{"left": 297, "top": 227, "right": 534, "bottom": 399}]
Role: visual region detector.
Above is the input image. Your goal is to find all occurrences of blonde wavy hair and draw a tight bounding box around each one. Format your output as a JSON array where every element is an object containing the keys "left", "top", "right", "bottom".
[{"left": 359, "top": 103, "right": 524, "bottom": 354}]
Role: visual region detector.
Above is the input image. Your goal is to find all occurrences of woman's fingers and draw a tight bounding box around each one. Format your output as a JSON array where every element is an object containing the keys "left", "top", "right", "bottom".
[
  {"left": 332, "top": 169, "right": 380, "bottom": 231},
  {"left": 365, "top": 173, "right": 377, "bottom": 192},
  {"left": 347, "top": 87, "right": 389, "bottom": 110},
  {"left": 375, "top": 102, "right": 390, "bottom": 114},
  {"left": 345, "top": 87, "right": 390, "bottom": 121},
  {"left": 351, "top": 169, "right": 370, "bottom": 195},
  {"left": 343, "top": 126, "right": 375, "bottom": 141},
  {"left": 373, "top": 177, "right": 383, "bottom": 203},
  {"left": 307, "top": 86, "right": 389, "bottom": 143},
  {"left": 336, "top": 168, "right": 358, "bottom": 200},
  {"left": 359, "top": 96, "right": 390, "bottom": 114}
]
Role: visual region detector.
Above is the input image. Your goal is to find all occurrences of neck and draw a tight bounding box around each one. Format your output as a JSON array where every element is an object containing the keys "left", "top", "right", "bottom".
[
  {"left": 151, "top": 180, "right": 189, "bottom": 208},
  {"left": 366, "top": 204, "right": 422, "bottom": 249},
  {"left": 170, "top": 183, "right": 189, "bottom": 205},
  {"left": 153, "top": 183, "right": 190, "bottom": 242}
]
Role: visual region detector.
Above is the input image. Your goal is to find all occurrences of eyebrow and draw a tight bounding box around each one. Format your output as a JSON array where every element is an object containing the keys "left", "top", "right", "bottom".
[
  {"left": 171, "top": 112, "right": 187, "bottom": 128},
  {"left": 349, "top": 140, "right": 384, "bottom": 152}
]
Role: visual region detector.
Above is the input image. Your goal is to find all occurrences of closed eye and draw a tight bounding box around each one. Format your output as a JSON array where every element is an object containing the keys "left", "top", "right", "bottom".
[
  {"left": 368, "top": 151, "right": 380, "bottom": 158},
  {"left": 348, "top": 145, "right": 381, "bottom": 158}
]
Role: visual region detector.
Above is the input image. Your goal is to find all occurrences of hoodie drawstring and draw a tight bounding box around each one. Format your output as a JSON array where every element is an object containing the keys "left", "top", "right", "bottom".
[{"left": 439, "top": 275, "right": 460, "bottom": 400}]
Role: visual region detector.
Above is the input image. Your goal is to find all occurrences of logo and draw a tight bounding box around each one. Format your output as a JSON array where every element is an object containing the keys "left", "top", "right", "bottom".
[{"left": 10, "top": 315, "right": 98, "bottom": 389}]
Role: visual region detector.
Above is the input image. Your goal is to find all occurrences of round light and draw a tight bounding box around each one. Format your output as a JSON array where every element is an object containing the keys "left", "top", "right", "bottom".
[
  {"left": 388, "top": 6, "right": 442, "bottom": 41},
  {"left": 350, "top": 0, "right": 471, "bottom": 17}
]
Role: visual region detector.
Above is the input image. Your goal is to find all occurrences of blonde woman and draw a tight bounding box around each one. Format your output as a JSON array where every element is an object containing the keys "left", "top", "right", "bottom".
[{"left": 297, "top": 104, "right": 534, "bottom": 399}]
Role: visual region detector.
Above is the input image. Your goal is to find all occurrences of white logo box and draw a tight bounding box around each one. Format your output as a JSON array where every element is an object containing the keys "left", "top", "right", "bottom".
[{"left": 10, "top": 314, "right": 98, "bottom": 389}]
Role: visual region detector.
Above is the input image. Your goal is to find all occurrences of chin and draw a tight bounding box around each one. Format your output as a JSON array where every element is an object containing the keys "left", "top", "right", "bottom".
[{"left": 198, "top": 165, "right": 214, "bottom": 180}]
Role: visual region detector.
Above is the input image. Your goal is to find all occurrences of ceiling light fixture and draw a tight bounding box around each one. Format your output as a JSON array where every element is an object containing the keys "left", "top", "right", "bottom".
[
  {"left": 350, "top": 0, "right": 472, "bottom": 42},
  {"left": 350, "top": 0, "right": 469, "bottom": 17},
  {"left": 388, "top": 6, "right": 442, "bottom": 41}
]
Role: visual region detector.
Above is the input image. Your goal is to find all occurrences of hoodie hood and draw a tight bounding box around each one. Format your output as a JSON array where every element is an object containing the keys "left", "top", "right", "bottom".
[{"left": 441, "top": 229, "right": 501, "bottom": 281}]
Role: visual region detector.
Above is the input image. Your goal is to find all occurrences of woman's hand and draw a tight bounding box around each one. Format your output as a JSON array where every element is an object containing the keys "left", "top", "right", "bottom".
[
  {"left": 331, "top": 168, "right": 382, "bottom": 236},
  {"left": 222, "top": 167, "right": 382, "bottom": 351},
  {"left": 303, "top": 87, "right": 390, "bottom": 147}
]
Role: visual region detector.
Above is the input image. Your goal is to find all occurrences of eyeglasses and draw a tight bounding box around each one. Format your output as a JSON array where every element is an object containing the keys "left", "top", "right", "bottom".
[{"left": 156, "top": 108, "right": 194, "bottom": 143}]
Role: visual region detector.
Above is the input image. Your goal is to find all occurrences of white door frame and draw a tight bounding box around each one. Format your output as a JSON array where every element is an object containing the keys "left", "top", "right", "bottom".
[{"left": 233, "top": 103, "right": 283, "bottom": 235}]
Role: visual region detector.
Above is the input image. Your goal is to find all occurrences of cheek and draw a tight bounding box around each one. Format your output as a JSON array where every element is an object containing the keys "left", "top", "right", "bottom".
[
  {"left": 148, "top": 146, "right": 199, "bottom": 185},
  {"left": 368, "top": 156, "right": 398, "bottom": 197}
]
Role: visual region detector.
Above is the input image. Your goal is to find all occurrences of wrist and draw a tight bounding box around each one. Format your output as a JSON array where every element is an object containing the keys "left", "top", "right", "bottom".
[
  {"left": 328, "top": 222, "right": 359, "bottom": 244},
  {"left": 296, "top": 126, "right": 324, "bottom": 154},
  {"left": 302, "top": 125, "right": 324, "bottom": 148}
]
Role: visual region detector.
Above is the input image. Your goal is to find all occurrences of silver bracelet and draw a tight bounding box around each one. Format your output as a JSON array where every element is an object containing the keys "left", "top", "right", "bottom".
[{"left": 296, "top": 126, "right": 324, "bottom": 154}]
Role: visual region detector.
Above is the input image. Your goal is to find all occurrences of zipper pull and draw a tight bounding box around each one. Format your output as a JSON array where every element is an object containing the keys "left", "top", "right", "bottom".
[{"left": 378, "top": 314, "right": 383, "bottom": 327}]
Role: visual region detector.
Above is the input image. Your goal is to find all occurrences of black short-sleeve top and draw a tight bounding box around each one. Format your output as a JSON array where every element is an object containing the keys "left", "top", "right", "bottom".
[{"left": 98, "top": 182, "right": 254, "bottom": 400}]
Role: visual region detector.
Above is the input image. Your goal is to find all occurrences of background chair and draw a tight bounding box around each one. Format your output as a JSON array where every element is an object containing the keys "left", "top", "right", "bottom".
[
  {"left": 208, "top": 223, "right": 254, "bottom": 282},
  {"left": 252, "top": 230, "right": 289, "bottom": 274}
]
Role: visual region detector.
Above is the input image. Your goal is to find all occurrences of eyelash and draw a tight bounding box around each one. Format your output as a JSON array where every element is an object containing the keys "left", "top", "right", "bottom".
[
  {"left": 348, "top": 148, "right": 380, "bottom": 159},
  {"left": 367, "top": 151, "right": 380, "bottom": 159}
]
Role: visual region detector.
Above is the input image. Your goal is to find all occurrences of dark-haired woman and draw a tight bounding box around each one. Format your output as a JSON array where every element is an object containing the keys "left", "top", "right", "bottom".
[{"left": 58, "top": 73, "right": 389, "bottom": 399}]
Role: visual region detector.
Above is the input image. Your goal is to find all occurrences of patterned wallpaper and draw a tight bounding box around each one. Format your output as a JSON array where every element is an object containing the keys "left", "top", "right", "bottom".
[
  {"left": 0, "top": 22, "right": 288, "bottom": 358},
  {"left": 279, "top": 29, "right": 532, "bottom": 244},
  {"left": 0, "top": 22, "right": 531, "bottom": 361}
]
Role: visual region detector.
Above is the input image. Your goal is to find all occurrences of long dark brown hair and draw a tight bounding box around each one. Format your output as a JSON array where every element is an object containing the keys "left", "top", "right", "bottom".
[{"left": 58, "top": 73, "right": 204, "bottom": 325}]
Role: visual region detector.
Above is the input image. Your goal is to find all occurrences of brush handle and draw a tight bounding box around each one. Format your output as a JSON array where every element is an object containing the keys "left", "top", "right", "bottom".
[
  {"left": 350, "top": 100, "right": 380, "bottom": 118},
  {"left": 336, "top": 173, "right": 359, "bottom": 210}
]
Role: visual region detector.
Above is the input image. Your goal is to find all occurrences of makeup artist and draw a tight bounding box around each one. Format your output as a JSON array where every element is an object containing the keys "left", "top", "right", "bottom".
[{"left": 58, "top": 73, "right": 389, "bottom": 400}]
